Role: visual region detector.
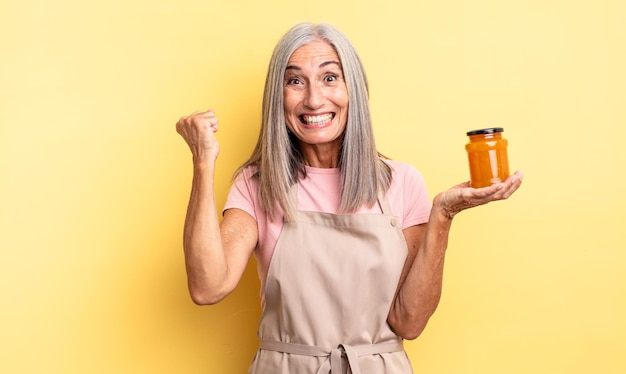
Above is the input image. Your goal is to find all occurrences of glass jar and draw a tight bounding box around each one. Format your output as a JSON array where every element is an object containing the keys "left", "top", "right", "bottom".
[{"left": 465, "top": 127, "right": 510, "bottom": 188}]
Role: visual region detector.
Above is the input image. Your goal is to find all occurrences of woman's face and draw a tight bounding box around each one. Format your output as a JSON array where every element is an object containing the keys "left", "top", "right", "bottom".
[{"left": 283, "top": 40, "right": 349, "bottom": 155}]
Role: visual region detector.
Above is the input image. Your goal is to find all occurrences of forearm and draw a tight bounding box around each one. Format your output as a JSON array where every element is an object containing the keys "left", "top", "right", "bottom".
[
  {"left": 388, "top": 207, "right": 453, "bottom": 340},
  {"left": 388, "top": 172, "right": 523, "bottom": 339},
  {"left": 182, "top": 161, "right": 229, "bottom": 305}
]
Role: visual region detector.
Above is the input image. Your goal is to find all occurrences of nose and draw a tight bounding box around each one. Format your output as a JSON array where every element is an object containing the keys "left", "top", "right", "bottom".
[{"left": 303, "top": 82, "right": 324, "bottom": 109}]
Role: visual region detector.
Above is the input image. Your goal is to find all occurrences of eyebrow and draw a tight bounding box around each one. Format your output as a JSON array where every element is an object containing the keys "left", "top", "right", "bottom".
[{"left": 285, "top": 60, "right": 342, "bottom": 71}]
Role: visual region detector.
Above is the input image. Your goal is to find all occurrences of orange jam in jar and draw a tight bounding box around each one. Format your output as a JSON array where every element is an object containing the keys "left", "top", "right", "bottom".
[{"left": 465, "top": 127, "right": 510, "bottom": 188}]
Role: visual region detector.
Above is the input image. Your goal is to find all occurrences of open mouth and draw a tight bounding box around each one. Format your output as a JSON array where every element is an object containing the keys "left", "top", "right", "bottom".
[{"left": 299, "top": 113, "right": 335, "bottom": 126}]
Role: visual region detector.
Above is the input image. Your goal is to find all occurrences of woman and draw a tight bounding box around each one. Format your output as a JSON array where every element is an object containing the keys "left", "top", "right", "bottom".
[{"left": 176, "top": 23, "right": 522, "bottom": 373}]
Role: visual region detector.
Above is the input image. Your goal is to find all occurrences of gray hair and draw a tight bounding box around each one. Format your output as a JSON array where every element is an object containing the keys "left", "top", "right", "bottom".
[{"left": 237, "top": 23, "right": 391, "bottom": 220}]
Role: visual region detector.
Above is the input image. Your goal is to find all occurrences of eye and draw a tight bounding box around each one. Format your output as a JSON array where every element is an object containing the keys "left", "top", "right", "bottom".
[
  {"left": 324, "top": 74, "right": 338, "bottom": 83},
  {"left": 286, "top": 77, "right": 303, "bottom": 85}
]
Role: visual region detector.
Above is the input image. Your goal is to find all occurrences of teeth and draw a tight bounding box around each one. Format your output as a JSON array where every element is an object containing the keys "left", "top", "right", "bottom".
[{"left": 302, "top": 113, "right": 333, "bottom": 125}]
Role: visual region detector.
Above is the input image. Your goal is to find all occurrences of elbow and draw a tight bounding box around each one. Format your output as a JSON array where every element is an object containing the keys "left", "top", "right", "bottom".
[
  {"left": 188, "top": 286, "right": 229, "bottom": 306},
  {"left": 390, "top": 319, "right": 428, "bottom": 341},
  {"left": 396, "top": 325, "right": 426, "bottom": 341},
  {"left": 388, "top": 310, "right": 431, "bottom": 341},
  {"left": 190, "top": 294, "right": 221, "bottom": 306}
]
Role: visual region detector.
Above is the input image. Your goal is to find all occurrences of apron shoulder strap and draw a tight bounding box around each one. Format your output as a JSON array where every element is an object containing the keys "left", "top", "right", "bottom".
[{"left": 377, "top": 190, "right": 393, "bottom": 216}]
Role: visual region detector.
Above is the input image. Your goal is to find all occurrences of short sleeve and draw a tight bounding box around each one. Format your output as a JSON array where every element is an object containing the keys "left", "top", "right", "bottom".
[
  {"left": 385, "top": 161, "right": 431, "bottom": 229},
  {"left": 401, "top": 164, "right": 431, "bottom": 229},
  {"left": 223, "top": 167, "right": 258, "bottom": 221}
]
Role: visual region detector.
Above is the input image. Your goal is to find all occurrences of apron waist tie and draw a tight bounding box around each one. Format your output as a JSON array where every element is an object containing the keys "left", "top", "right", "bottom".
[{"left": 259, "top": 339, "right": 404, "bottom": 374}]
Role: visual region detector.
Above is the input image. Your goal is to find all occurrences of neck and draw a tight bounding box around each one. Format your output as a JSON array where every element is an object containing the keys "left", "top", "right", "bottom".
[{"left": 301, "top": 142, "right": 341, "bottom": 168}]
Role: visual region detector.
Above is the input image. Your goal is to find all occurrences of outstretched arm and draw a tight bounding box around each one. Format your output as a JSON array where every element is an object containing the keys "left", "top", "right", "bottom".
[{"left": 388, "top": 171, "right": 523, "bottom": 339}]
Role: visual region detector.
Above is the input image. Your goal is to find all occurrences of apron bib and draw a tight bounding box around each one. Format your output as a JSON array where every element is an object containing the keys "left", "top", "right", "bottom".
[{"left": 249, "top": 185, "right": 414, "bottom": 374}]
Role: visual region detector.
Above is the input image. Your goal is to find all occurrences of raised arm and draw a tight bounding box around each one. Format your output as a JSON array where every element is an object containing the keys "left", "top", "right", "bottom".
[
  {"left": 176, "top": 110, "right": 258, "bottom": 305},
  {"left": 388, "top": 171, "right": 523, "bottom": 339}
]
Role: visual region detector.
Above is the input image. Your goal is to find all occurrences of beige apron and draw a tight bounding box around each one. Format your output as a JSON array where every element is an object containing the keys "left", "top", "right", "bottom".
[{"left": 248, "top": 185, "right": 414, "bottom": 374}]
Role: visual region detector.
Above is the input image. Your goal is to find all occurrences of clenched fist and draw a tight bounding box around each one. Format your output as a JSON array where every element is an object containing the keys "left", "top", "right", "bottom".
[{"left": 176, "top": 109, "right": 220, "bottom": 163}]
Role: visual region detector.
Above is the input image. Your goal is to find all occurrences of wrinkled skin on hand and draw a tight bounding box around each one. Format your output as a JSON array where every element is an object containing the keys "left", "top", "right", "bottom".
[
  {"left": 176, "top": 109, "right": 220, "bottom": 163},
  {"left": 434, "top": 171, "right": 524, "bottom": 219}
]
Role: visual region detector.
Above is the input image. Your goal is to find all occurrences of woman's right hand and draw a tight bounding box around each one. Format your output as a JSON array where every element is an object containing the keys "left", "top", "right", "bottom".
[{"left": 176, "top": 109, "right": 220, "bottom": 163}]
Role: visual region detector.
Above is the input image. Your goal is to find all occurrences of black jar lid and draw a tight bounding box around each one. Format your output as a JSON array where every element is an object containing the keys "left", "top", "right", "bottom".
[{"left": 467, "top": 127, "right": 504, "bottom": 136}]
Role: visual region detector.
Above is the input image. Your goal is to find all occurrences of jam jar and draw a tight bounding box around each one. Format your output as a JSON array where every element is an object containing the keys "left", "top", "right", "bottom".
[{"left": 465, "top": 127, "right": 510, "bottom": 188}]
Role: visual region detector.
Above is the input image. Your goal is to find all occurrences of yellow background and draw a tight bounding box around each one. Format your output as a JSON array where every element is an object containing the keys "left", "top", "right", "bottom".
[{"left": 1, "top": 0, "right": 624, "bottom": 372}]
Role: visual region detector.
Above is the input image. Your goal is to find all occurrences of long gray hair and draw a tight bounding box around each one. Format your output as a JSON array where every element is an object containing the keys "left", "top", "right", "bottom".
[{"left": 237, "top": 23, "right": 391, "bottom": 220}]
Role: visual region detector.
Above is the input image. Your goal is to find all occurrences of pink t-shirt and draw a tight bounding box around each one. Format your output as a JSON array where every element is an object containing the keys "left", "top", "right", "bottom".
[{"left": 223, "top": 160, "right": 432, "bottom": 305}]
